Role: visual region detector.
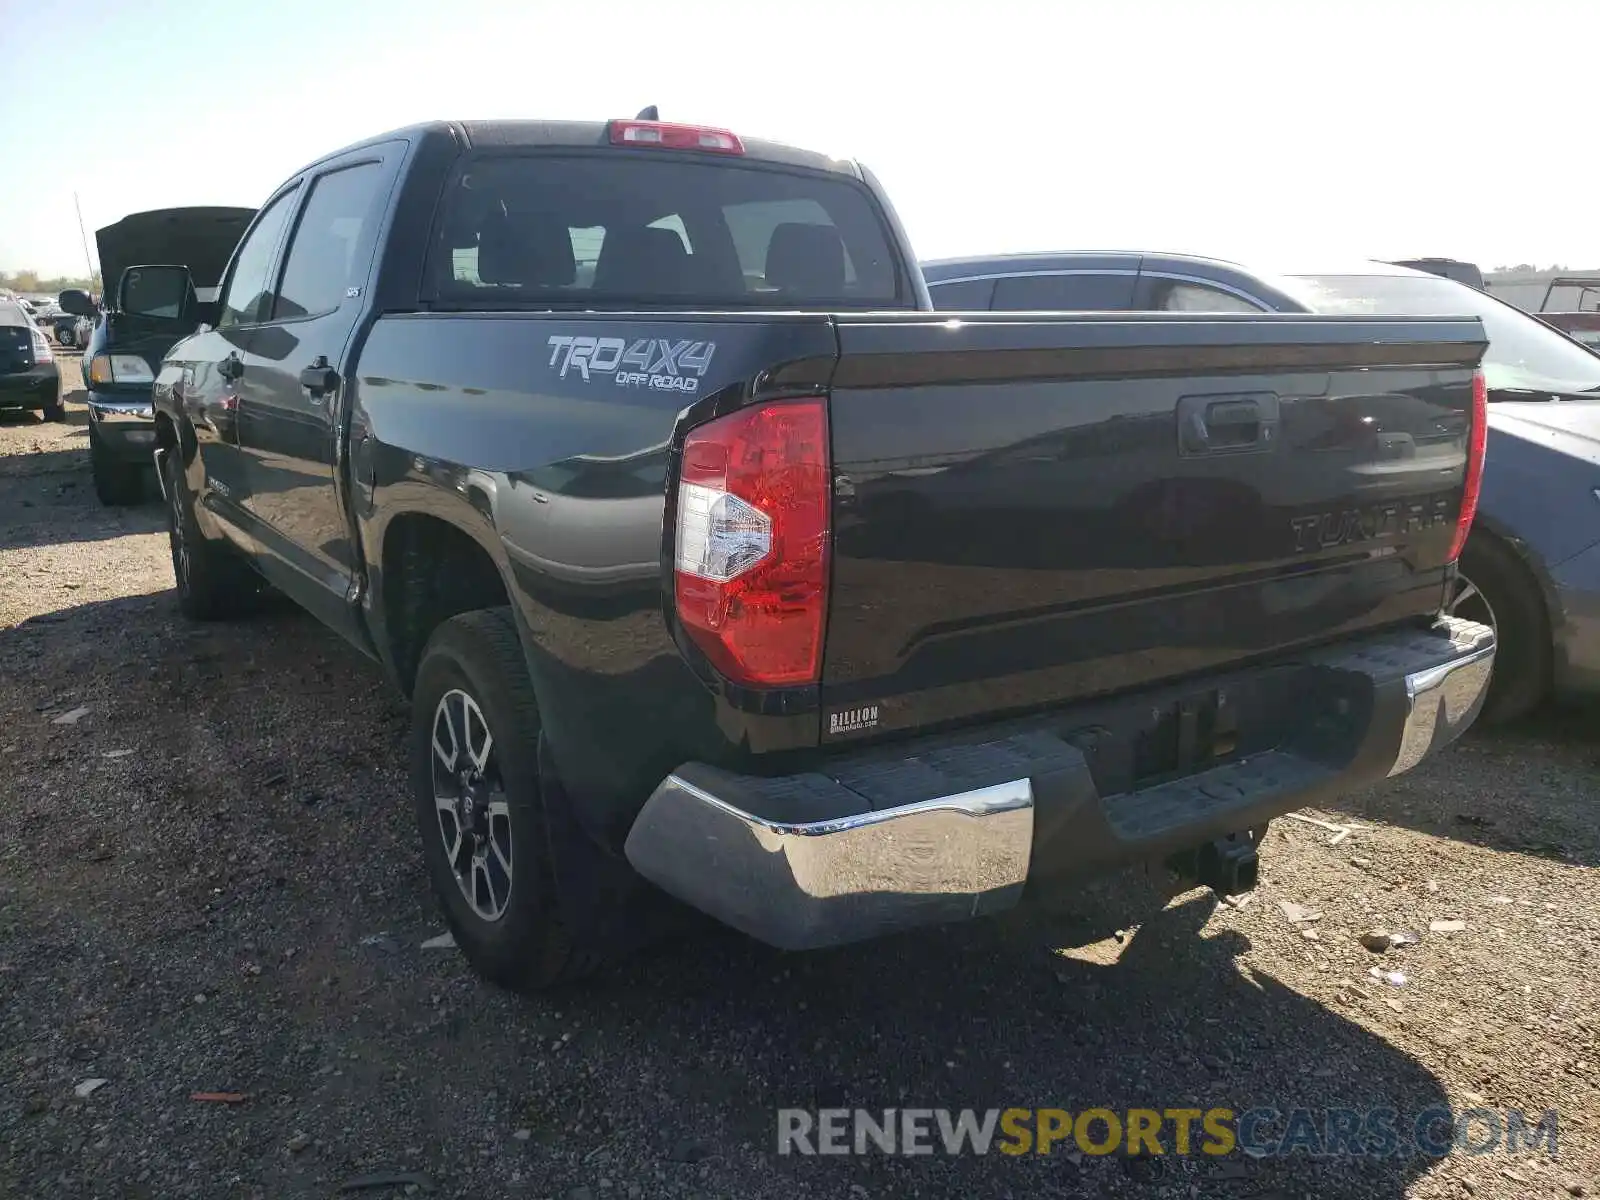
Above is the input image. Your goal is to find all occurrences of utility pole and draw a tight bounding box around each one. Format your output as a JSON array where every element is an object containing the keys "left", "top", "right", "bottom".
[{"left": 73, "top": 192, "right": 97, "bottom": 291}]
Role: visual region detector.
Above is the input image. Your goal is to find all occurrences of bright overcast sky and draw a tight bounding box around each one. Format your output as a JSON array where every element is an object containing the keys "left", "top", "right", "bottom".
[{"left": 3, "top": 0, "right": 1597, "bottom": 279}]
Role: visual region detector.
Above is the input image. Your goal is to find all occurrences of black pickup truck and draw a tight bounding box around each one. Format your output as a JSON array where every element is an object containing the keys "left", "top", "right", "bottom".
[{"left": 145, "top": 116, "right": 1496, "bottom": 990}]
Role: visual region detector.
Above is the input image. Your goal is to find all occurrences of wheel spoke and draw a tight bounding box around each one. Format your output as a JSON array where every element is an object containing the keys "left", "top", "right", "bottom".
[
  {"left": 432, "top": 705, "right": 458, "bottom": 772},
  {"left": 471, "top": 855, "right": 497, "bottom": 918},
  {"left": 1453, "top": 581, "right": 1480, "bottom": 611},
  {"left": 437, "top": 808, "right": 463, "bottom": 865},
  {"left": 464, "top": 697, "right": 493, "bottom": 773}
]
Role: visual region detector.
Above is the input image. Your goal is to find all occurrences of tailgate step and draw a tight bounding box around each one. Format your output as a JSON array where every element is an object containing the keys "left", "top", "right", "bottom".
[{"left": 1102, "top": 750, "right": 1331, "bottom": 841}]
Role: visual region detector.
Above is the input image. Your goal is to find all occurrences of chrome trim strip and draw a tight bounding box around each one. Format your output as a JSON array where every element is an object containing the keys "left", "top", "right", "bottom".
[
  {"left": 152, "top": 448, "right": 169, "bottom": 500},
  {"left": 928, "top": 268, "right": 1272, "bottom": 311},
  {"left": 624, "top": 774, "right": 1035, "bottom": 951},
  {"left": 929, "top": 267, "right": 1141, "bottom": 287},
  {"left": 87, "top": 399, "right": 155, "bottom": 422},
  {"left": 1388, "top": 627, "right": 1496, "bottom": 778}
]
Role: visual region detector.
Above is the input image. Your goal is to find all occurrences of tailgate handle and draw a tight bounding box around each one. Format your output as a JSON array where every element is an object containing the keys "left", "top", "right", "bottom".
[{"left": 1178, "top": 392, "right": 1279, "bottom": 455}]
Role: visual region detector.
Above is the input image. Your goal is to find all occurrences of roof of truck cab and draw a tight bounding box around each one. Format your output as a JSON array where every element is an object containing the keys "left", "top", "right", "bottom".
[{"left": 299, "top": 119, "right": 862, "bottom": 177}]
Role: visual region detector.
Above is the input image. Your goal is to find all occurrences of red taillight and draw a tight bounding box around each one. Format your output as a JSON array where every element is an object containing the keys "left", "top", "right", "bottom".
[
  {"left": 1448, "top": 369, "right": 1488, "bottom": 563},
  {"left": 674, "top": 399, "right": 830, "bottom": 688},
  {"left": 608, "top": 119, "right": 744, "bottom": 155}
]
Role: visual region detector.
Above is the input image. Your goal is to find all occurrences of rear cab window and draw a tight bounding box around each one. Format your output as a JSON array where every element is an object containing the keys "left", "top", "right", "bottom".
[{"left": 429, "top": 153, "right": 905, "bottom": 309}]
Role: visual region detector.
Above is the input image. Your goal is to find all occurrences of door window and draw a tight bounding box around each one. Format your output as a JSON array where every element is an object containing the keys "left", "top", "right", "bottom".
[
  {"left": 990, "top": 272, "right": 1136, "bottom": 311},
  {"left": 1150, "top": 279, "right": 1265, "bottom": 313},
  {"left": 927, "top": 278, "right": 996, "bottom": 310},
  {"left": 273, "top": 162, "right": 386, "bottom": 321},
  {"left": 217, "top": 187, "right": 299, "bottom": 328}
]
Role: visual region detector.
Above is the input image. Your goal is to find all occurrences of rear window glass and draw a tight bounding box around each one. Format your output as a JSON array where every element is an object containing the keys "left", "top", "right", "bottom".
[{"left": 432, "top": 154, "right": 903, "bottom": 308}]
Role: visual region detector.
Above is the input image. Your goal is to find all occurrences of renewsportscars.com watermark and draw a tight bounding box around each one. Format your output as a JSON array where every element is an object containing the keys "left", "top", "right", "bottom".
[{"left": 777, "top": 1107, "right": 1560, "bottom": 1160}]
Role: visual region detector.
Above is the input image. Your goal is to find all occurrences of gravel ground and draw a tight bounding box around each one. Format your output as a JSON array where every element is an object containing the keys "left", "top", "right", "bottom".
[{"left": 2, "top": 359, "right": 1598, "bottom": 1199}]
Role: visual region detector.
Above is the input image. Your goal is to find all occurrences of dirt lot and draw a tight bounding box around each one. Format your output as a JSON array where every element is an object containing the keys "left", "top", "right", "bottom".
[{"left": 2, "top": 358, "right": 1598, "bottom": 1200}]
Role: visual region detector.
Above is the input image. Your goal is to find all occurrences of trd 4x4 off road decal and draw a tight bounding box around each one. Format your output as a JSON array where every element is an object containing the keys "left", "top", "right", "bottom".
[{"left": 547, "top": 335, "right": 716, "bottom": 394}]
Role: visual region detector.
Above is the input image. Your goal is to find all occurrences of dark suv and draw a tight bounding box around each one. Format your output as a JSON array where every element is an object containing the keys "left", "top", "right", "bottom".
[{"left": 0, "top": 301, "right": 64, "bottom": 420}]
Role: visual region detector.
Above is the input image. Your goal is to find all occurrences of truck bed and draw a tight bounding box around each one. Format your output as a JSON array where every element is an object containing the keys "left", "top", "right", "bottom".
[{"left": 820, "top": 311, "right": 1484, "bottom": 741}]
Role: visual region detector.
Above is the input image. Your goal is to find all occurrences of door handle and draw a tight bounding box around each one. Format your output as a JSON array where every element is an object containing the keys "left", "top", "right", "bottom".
[
  {"left": 299, "top": 355, "right": 340, "bottom": 401},
  {"left": 218, "top": 353, "right": 244, "bottom": 382},
  {"left": 1177, "top": 392, "right": 1280, "bottom": 456}
]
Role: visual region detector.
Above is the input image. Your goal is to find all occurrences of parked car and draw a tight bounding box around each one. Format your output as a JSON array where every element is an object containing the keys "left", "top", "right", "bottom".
[
  {"left": 52, "top": 310, "right": 88, "bottom": 347},
  {"left": 58, "top": 206, "right": 254, "bottom": 505},
  {"left": 0, "top": 299, "right": 64, "bottom": 420},
  {"left": 926, "top": 252, "right": 1599, "bottom": 722},
  {"left": 1534, "top": 274, "right": 1600, "bottom": 351},
  {"left": 148, "top": 117, "right": 1493, "bottom": 991}
]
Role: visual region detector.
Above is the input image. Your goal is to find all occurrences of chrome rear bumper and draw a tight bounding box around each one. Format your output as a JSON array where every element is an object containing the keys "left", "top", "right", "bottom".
[
  {"left": 624, "top": 773, "right": 1033, "bottom": 951},
  {"left": 625, "top": 617, "right": 1494, "bottom": 951}
]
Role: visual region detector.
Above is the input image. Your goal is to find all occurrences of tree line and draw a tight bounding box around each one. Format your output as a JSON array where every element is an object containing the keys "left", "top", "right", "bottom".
[{"left": 0, "top": 269, "right": 100, "bottom": 294}]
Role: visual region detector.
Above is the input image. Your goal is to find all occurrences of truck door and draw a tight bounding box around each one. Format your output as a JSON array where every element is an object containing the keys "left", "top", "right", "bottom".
[
  {"left": 178, "top": 182, "right": 300, "bottom": 550},
  {"left": 234, "top": 147, "right": 400, "bottom": 643}
]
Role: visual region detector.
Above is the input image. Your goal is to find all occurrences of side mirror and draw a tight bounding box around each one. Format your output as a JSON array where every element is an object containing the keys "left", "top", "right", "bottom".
[
  {"left": 117, "top": 264, "right": 196, "bottom": 322},
  {"left": 58, "top": 288, "right": 96, "bottom": 317}
]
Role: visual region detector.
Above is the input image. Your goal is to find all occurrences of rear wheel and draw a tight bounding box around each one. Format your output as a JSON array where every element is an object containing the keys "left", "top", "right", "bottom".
[
  {"left": 1448, "top": 533, "right": 1550, "bottom": 724},
  {"left": 56, "top": 327, "right": 75, "bottom": 349},
  {"left": 40, "top": 390, "right": 64, "bottom": 422},
  {"left": 410, "top": 608, "right": 601, "bottom": 992},
  {"left": 90, "top": 426, "right": 143, "bottom": 506},
  {"left": 162, "top": 451, "right": 260, "bottom": 620}
]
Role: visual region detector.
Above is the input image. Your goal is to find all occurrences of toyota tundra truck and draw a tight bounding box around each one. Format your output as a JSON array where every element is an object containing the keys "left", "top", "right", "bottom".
[{"left": 143, "top": 115, "right": 1495, "bottom": 990}]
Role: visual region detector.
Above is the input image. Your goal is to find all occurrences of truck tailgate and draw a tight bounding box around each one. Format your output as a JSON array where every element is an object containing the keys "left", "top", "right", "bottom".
[{"left": 819, "top": 312, "right": 1486, "bottom": 741}]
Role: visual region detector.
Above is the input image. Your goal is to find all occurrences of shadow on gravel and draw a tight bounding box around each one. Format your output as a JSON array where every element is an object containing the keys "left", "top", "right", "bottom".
[
  {"left": 0, "top": 487, "right": 165, "bottom": 551},
  {"left": 0, "top": 578, "right": 310, "bottom": 640},
  {"left": 519, "top": 883, "right": 1454, "bottom": 1197},
  {"left": 0, "top": 448, "right": 87, "bottom": 481},
  {"left": 1344, "top": 700, "right": 1600, "bottom": 869}
]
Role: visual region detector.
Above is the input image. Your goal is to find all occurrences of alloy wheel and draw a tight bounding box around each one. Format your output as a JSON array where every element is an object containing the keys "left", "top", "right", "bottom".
[
  {"left": 430, "top": 687, "right": 513, "bottom": 922},
  {"left": 1446, "top": 571, "right": 1496, "bottom": 633}
]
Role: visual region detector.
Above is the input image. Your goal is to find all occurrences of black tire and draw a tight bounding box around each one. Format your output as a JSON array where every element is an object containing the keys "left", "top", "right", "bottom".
[
  {"left": 90, "top": 427, "right": 144, "bottom": 506},
  {"left": 40, "top": 390, "right": 65, "bottom": 422},
  {"left": 1450, "top": 533, "right": 1550, "bottom": 724},
  {"left": 161, "top": 450, "right": 259, "bottom": 620},
  {"left": 56, "top": 327, "right": 74, "bottom": 349},
  {"left": 410, "top": 608, "right": 601, "bottom": 992}
]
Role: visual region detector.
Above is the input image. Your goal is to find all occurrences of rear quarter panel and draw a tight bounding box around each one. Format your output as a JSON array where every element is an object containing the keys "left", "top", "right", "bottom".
[{"left": 351, "top": 311, "right": 839, "bottom": 840}]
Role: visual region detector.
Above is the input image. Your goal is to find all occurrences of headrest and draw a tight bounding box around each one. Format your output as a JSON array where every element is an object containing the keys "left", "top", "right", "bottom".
[
  {"left": 476, "top": 208, "right": 576, "bottom": 287},
  {"left": 593, "top": 226, "right": 692, "bottom": 294},
  {"left": 764, "top": 222, "right": 846, "bottom": 295}
]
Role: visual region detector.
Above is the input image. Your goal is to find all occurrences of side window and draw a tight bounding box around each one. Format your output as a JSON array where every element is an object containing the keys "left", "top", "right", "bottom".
[
  {"left": 991, "top": 272, "right": 1136, "bottom": 311},
  {"left": 217, "top": 187, "right": 299, "bottom": 328},
  {"left": 273, "top": 162, "right": 385, "bottom": 320},
  {"left": 1151, "top": 279, "right": 1266, "bottom": 313},
  {"left": 926, "top": 278, "right": 995, "bottom": 311}
]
